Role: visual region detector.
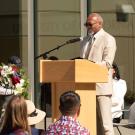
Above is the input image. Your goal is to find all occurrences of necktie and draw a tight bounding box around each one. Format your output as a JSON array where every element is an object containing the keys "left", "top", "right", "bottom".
[{"left": 84, "top": 34, "right": 94, "bottom": 58}]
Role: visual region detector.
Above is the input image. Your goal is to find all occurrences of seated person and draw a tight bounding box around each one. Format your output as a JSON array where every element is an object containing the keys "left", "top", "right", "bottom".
[
  {"left": 26, "top": 100, "right": 46, "bottom": 135},
  {"left": 0, "top": 94, "right": 30, "bottom": 135},
  {"left": 111, "top": 63, "right": 127, "bottom": 123},
  {"left": 45, "top": 91, "right": 90, "bottom": 135},
  {"left": 8, "top": 55, "right": 22, "bottom": 67}
]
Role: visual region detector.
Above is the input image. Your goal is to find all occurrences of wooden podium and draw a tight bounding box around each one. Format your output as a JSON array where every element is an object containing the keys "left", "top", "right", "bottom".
[{"left": 40, "top": 59, "right": 108, "bottom": 135}]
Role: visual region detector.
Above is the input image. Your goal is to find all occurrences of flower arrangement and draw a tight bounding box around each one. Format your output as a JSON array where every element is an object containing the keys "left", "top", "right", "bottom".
[{"left": 0, "top": 63, "right": 29, "bottom": 98}]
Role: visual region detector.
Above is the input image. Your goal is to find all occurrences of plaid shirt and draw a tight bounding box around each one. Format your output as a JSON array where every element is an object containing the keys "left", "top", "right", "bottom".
[{"left": 45, "top": 116, "right": 90, "bottom": 135}]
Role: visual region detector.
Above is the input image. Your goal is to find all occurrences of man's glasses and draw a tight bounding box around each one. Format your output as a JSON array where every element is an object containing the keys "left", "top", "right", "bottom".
[{"left": 84, "top": 22, "right": 97, "bottom": 27}]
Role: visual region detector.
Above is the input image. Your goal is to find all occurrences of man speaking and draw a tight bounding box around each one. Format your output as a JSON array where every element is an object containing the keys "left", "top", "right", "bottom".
[{"left": 80, "top": 13, "right": 116, "bottom": 135}]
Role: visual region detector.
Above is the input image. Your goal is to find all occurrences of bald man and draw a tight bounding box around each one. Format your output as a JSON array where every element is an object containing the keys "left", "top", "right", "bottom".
[{"left": 80, "top": 13, "right": 116, "bottom": 135}]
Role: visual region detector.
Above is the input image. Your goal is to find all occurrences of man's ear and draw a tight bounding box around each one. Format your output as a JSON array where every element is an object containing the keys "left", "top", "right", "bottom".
[{"left": 77, "top": 106, "right": 81, "bottom": 117}]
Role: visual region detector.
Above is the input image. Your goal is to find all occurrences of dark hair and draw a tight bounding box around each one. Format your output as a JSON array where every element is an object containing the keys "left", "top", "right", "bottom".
[
  {"left": 112, "top": 62, "right": 120, "bottom": 80},
  {"left": 59, "top": 91, "right": 80, "bottom": 116},
  {"left": 48, "top": 56, "right": 58, "bottom": 60},
  {"left": 8, "top": 56, "right": 22, "bottom": 67}
]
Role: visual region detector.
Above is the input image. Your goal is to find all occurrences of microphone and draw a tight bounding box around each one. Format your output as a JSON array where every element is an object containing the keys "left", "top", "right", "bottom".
[{"left": 66, "top": 37, "right": 83, "bottom": 44}]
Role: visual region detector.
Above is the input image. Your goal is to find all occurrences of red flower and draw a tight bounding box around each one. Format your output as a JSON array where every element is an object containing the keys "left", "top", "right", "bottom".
[
  {"left": 11, "top": 76, "right": 20, "bottom": 85},
  {"left": 12, "top": 65, "right": 19, "bottom": 72}
]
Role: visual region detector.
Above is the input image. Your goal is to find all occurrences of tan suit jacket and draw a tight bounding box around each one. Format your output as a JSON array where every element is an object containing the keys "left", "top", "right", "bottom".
[{"left": 80, "top": 29, "right": 116, "bottom": 95}]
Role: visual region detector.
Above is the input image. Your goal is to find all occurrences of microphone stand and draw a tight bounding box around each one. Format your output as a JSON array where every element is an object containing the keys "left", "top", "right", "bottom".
[{"left": 34, "top": 42, "right": 68, "bottom": 60}]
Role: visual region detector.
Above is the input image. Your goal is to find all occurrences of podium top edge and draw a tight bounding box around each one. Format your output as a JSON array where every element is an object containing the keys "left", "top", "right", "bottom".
[{"left": 40, "top": 59, "right": 90, "bottom": 62}]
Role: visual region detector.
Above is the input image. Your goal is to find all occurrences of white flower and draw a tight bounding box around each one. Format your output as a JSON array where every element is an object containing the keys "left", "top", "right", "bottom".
[
  {"left": 1, "top": 70, "right": 7, "bottom": 77},
  {"left": 14, "top": 90, "right": 19, "bottom": 95},
  {"left": 16, "top": 83, "right": 24, "bottom": 93},
  {"left": 1, "top": 66, "right": 13, "bottom": 77},
  {"left": 3, "top": 65, "right": 8, "bottom": 70},
  {"left": 1, "top": 83, "right": 5, "bottom": 87},
  {"left": 19, "top": 79, "right": 25, "bottom": 86}
]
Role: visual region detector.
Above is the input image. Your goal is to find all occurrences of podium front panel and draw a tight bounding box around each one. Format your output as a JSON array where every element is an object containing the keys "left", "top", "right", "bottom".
[{"left": 51, "top": 82, "right": 96, "bottom": 135}]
